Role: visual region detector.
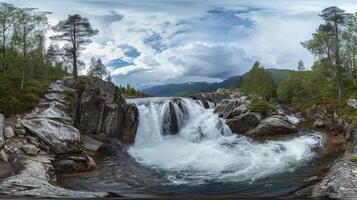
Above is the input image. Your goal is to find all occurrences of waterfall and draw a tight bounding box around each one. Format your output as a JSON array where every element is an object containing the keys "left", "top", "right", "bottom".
[{"left": 127, "top": 97, "right": 324, "bottom": 184}]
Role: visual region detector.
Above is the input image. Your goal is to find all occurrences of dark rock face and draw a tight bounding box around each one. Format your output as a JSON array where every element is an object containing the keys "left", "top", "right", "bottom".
[
  {"left": 226, "top": 112, "right": 261, "bottom": 134},
  {"left": 246, "top": 115, "right": 298, "bottom": 138},
  {"left": 70, "top": 77, "right": 138, "bottom": 144}
]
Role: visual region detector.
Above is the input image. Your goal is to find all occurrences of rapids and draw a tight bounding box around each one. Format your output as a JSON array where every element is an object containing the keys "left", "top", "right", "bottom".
[{"left": 127, "top": 98, "right": 324, "bottom": 185}]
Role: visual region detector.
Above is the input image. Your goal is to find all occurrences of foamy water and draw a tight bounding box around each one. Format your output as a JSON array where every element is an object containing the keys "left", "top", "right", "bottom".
[{"left": 128, "top": 98, "right": 324, "bottom": 185}]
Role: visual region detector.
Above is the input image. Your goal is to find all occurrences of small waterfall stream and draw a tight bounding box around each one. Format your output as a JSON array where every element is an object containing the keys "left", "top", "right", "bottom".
[{"left": 127, "top": 97, "right": 324, "bottom": 185}]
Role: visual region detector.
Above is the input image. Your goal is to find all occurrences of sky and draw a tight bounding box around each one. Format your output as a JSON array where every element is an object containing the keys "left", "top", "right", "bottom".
[{"left": 5, "top": 0, "right": 357, "bottom": 89}]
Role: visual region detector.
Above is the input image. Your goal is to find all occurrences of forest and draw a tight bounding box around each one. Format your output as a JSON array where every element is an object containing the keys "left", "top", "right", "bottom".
[
  {"left": 0, "top": 3, "right": 145, "bottom": 116},
  {"left": 241, "top": 6, "right": 357, "bottom": 123}
]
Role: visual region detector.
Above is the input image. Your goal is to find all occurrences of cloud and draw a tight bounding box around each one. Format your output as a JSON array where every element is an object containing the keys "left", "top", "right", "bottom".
[{"left": 7, "top": 0, "right": 357, "bottom": 88}]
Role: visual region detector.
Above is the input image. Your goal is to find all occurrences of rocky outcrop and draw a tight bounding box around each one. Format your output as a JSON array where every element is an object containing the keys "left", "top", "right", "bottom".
[
  {"left": 190, "top": 88, "right": 239, "bottom": 107},
  {"left": 0, "top": 80, "right": 109, "bottom": 198},
  {"left": 246, "top": 115, "right": 298, "bottom": 138},
  {"left": 21, "top": 118, "right": 81, "bottom": 154},
  {"left": 307, "top": 125, "right": 357, "bottom": 199},
  {"left": 69, "top": 77, "right": 138, "bottom": 144},
  {"left": 306, "top": 105, "right": 348, "bottom": 131},
  {"left": 211, "top": 89, "right": 299, "bottom": 138},
  {"left": 0, "top": 157, "right": 107, "bottom": 198}
]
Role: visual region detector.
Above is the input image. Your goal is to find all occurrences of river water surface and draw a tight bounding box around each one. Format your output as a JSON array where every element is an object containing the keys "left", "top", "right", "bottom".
[{"left": 58, "top": 97, "right": 341, "bottom": 198}]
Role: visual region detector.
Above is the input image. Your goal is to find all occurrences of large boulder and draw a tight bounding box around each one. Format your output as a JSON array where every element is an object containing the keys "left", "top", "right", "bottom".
[
  {"left": 246, "top": 115, "right": 298, "bottom": 138},
  {"left": 71, "top": 77, "right": 138, "bottom": 144},
  {"left": 0, "top": 114, "right": 5, "bottom": 147},
  {"left": 226, "top": 112, "right": 261, "bottom": 134},
  {"left": 311, "top": 153, "right": 357, "bottom": 199},
  {"left": 214, "top": 97, "right": 249, "bottom": 118},
  {"left": 0, "top": 158, "right": 108, "bottom": 198},
  {"left": 21, "top": 118, "right": 81, "bottom": 154}
]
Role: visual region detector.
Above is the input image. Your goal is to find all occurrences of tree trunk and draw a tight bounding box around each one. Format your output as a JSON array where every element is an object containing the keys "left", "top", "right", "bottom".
[
  {"left": 73, "top": 49, "right": 78, "bottom": 79},
  {"left": 336, "top": 70, "right": 345, "bottom": 98},
  {"left": 334, "top": 15, "right": 344, "bottom": 98},
  {"left": 20, "top": 29, "right": 26, "bottom": 90},
  {"left": 72, "top": 20, "right": 78, "bottom": 80},
  {"left": 2, "top": 33, "right": 5, "bottom": 76}
]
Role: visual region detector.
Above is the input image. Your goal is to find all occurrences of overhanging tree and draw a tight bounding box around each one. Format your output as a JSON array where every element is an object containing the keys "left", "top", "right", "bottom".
[{"left": 50, "top": 14, "right": 98, "bottom": 79}]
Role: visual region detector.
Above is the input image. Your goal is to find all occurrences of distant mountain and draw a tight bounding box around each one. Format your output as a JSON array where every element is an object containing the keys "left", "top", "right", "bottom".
[{"left": 142, "top": 68, "right": 292, "bottom": 97}]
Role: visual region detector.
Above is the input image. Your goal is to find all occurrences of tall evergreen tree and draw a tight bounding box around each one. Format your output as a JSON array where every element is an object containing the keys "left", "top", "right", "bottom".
[
  {"left": 242, "top": 61, "right": 276, "bottom": 99},
  {"left": 303, "top": 6, "right": 348, "bottom": 98},
  {"left": 51, "top": 14, "right": 98, "bottom": 79}
]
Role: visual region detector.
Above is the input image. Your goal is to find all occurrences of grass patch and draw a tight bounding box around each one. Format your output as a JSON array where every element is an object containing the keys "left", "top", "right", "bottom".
[{"left": 349, "top": 156, "right": 357, "bottom": 163}]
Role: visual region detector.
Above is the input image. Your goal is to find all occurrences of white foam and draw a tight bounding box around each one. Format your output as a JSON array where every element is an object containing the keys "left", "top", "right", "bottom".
[{"left": 128, "top": 98, "right": 324, "bottom": 184}]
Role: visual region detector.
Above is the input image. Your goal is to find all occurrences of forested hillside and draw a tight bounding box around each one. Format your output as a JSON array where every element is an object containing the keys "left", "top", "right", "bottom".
[{"left": 142, "top": 68, "right": 290, "bottom": 96}]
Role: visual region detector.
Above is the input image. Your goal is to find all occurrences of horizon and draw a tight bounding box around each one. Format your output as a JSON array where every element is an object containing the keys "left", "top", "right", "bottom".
[{"left": 6, "top": 0, "right": 357, "bottom": 89}]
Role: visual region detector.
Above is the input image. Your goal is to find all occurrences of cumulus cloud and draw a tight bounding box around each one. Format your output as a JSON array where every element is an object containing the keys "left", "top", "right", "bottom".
[{"left": 7, "top": 0, "right": 357, "bottom": 88}]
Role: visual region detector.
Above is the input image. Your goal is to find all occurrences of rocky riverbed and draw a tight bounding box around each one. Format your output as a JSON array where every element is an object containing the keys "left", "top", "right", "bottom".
[{"left": 0, "top": 78, "right": 356, "bottom": 199}]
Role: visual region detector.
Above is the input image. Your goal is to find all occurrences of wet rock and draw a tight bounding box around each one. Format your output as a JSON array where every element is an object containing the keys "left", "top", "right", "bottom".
[
  {"left": 21, "top": 118, "right": 81, "bottom": 154},
  {"left": 311, "top": 154, "right": 357, "bottom": 199},
  {"left": 303, "top": 176, "right": 322, "bottom": 183},
  {"left": 348, "top": 98, "right": 357, "bottom": 110},
  {"left": 313, "top": 119, "right": 326, "bottom": 128},
  {"left": 246, "top": 115, "right": 298, "bottom": 138},
  {"left": 4, "top": 126, "right": 15, "bottom": 139},
  {"left": 0, "top": 158, "right": 108, "bottom": 198},
  {"left": 0, "top": 149, "right": 8, "bottom": 162},
  {"left": 226, "top": 112, "right": 261, "bottom": 134},
  {"left": 71, "top": 77, "right": 138, "bottom": 144},
  {"left": 55, "top": 155, "right": 96, "bottom": 173},
  {"left": 22, "top": 144, "right": 40, "bottom": 156},
  {"left": 0, "top": 114, "right": 5, "bottom": 147},
  {"left": 82, "top": 135, "right": 103, "bottom": 151}
]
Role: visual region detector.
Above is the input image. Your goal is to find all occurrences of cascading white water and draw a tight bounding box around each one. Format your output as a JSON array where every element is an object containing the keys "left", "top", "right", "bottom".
[{"left": 127, "top": 98, "right": 324, "bottom": 185}]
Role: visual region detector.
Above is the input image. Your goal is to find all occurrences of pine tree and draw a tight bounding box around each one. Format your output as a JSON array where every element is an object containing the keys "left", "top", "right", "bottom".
[
  {"left": 297, "top": 60, "right": 306, "bottom": 71},
  {"left": 51, "top": 14, "right": 98, "bottom": 79},
  {"left": 88, "top": 57, "right": 107, "bottom": 79}
]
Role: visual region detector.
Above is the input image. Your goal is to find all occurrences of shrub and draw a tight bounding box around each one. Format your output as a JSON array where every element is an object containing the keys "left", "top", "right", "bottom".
[{"left": 248, "top": 97, "right": 275, "bottom": 115}]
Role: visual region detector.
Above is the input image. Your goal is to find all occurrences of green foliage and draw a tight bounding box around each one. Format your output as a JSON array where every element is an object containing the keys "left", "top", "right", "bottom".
[
  {"left": 349, "top": 156, "right": 357, "bottom": 163},
  {"left": 0, "top": 76, "right": 49, "bottom": 116},
  {"left": 119, "top": 84, "right": 149, "bottom": 97},
  {"left": 248, "top": 97, "right": 275, "bottom": 115},
  {"left": 241, "top": 61, "right": 276, "bottom": 99},
  {"left": 0, "top": 3, "right": 67, "bottom": 116},
  {"left": 88, "top": 57, "right": 108, "bottom": 79},
  {"left": 277, "top": 6, "right": 357, "bottom": 124}
]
